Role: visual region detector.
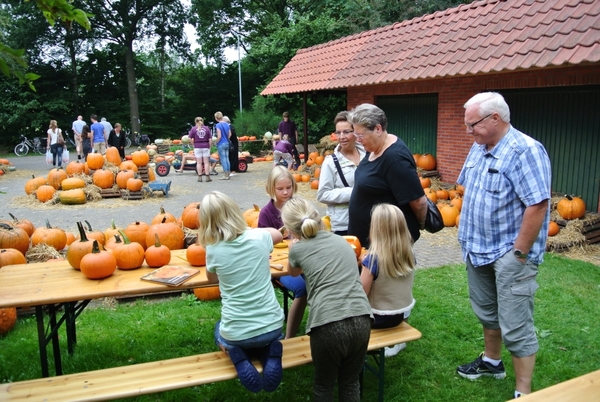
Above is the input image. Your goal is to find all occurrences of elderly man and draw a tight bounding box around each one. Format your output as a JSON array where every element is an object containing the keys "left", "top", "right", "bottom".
[
  {"left": 456, "top": 92, "right": 551, "bottom": 399},
  {"left": 71, "top": 115, "right": 86, "bottom": 160}
]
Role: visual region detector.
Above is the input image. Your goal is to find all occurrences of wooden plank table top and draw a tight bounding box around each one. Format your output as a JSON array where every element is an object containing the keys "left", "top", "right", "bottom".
[
  {"left": 0, "top": 248, "right": 290, "bottom": 309},
  {"left": 511, "top": 369, "right": 600, "bottom": 402}
]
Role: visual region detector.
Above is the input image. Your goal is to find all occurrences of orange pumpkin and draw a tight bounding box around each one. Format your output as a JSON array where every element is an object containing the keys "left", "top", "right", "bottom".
[
  {"left": 440, "top": 205, "right": 460, "bottom": 227},
  {"left": 93, "top": 168, "right": 115, "bottom": 189},
  {"left": 243, "top": 204, "right": 261, "bottom": 228},
  {"left": 412, "top": 154, "right": 421, "bottom": 165},
  {"left": 79, "top": 240, "right": 117, "bottom": 279},
  {"left": 186, "top": 243, "right": 206, "bottom": 266},
  {"left": 126, "top": 177, "right": 144, "bottom": 192},
  {"left": 145, "top": 234, "right": 171, "bottom": 268},
  {"left": 24, "top": 175, "right": 47, "bottom": 195},
  {"left": 0, "top": 307, "right": 18, "bottom": 335},
  {"left": 292, "top": 173, "right": 301, "bottom": 182},
  {"left": 82, "top": 221, "right": 106, "bottom": 246},
  {"left": 8, "top": 213, "right": 35, "bottom": 237},
  {"left": 116, "top": 170, "right": 135, "bottom": 189},
  {"left": 181, "top": 202, "right": 201, "bottom": 229},
  {"left": 47, "top": 168, "right": 68, "bottom": 190},
  {"left": 313, "top": 168, "right": 321, "bottom": 179},
  {"left": 424, "top": 187, "right": 437, "bottom": 203},
  {"left": 301, "top": 173, "right": 311, "bottom": 183},
  {"left": 132, "top": 150, "right": 150, "bottom": 167},
  {"left": 119, "top": 160, "right": 138, "bottom": 172},
  {"left": 193, "top": 286, "right": 221, "bottom": 301},
  {"left": 310, "top": 179, "right": 319, "bottom": 189},
  {"left": 0, "top": 223, "right": 30, "bottom": 255},
  {"left": 145, "top": 219, "right": 185, "bottom": 250},
  {"left": 548, "top": 221, "right": 560, "bottom": 237},
  {"left": 124, "top": 221, "right": 150, "bottom": 250},
  {"left": 556, "top": 195, "right": 586, "bottom": 220},
  {"left": 151, "top": 206, "right": 176, "bottom": 225},
  {"left": 0, "top": 248, "right": 27, "bottom": 267},
  {"left": 87, "top": 153, "right": 105, "bottom": 170},
  {"left": 66, "top": 221, "right": 95, "bottom": 270},
  {"left": 420, "top": 177, "right": 431, "bottom": 189},
  {"left": 113, "top": 231, "right": 145, "bottom": 270},
  {"left": 342, "top": 235, "right": 362, "bottom": 258},
  {"left": 436, "top": 189, "right": 449, "bottom": 201},
  {"left": 31, "top": 219, "right": 67, "bottom": 251},
  {"left": 61, "top": 177, "right": 86, "bottom": 190},
  {"left": 104, "top": 219, "right": 121, "bottom": 241},
  {"left": 417, "top": 153, "right": 436, "bottom": 171},
  {"left": 36, "top": 185, "right": 56, "bottom": 203},
  {"left": 105, "top": 146, "right": 122, "bottom": 165},
  {"left": 449, "top": 196, "right": 463, "bottom": 212}
]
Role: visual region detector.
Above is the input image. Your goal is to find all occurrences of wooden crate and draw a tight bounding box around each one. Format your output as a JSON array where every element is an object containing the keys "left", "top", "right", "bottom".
[
  {"left": 100, "top": 188, "right": 121, "bottom": 198},
  {"left": 156, "top": 144, "right": 170, "bottom": 154},
  {"left": 549, "top": 212, "right": 600, "bottom": 252},
  {"left": 121, "top": 190, "right": 144, "bottom": 200},
  {"left": 137, "top": 165, "right": 149, "bottom": 183}
]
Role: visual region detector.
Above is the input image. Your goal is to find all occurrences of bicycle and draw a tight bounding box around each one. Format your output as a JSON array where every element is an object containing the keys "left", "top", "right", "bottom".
[
  {"left": 62, "top": 132, "right": 77, "bottom": 149},
  {"left": 124, "top": 130, "right": 151, "bottom": 148},
  {"left": 14, "top": 135, "right": 47, "bottom": 156}
]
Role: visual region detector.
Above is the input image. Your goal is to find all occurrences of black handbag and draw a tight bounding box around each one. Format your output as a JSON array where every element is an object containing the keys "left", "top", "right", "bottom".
[{"left": 424, "top": 197, "right": 444, "bottom": 233}]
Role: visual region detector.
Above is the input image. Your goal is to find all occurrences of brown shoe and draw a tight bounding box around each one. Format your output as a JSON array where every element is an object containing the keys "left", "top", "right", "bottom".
[
  {"left": 197, "top": 175, "right": 203, "bottom": 182},
  {"left": 219, "top": 172, "right": 230, "bottom": 180},
  {"left": 205, "top": 175, "right": 212, "bottom": 182}
]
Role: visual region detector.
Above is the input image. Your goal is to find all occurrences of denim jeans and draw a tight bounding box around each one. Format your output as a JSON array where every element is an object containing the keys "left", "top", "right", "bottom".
[
  {"left": 50, "top": 143, "right": 63, "bottom": 167},
  {"left": 217, "top": 143, "right": 231, "bottom": 172},
  {"left": 214, "top": 320, "right": 283, "bottom": 351}
]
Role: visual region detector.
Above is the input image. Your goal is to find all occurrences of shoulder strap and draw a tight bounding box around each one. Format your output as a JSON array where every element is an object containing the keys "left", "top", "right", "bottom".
[{"left": 331, "top": 154, "right": 350, "bottom": 187}]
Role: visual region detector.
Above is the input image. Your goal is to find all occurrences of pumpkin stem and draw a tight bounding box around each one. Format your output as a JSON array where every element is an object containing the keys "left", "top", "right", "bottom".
[
  {"left": 8, "top": 213, "right": 18, "bottom": 222},
  {"left": 110, "top": 219, "right": 117, "bottom": 230},
  {"left": 91, "top": 240, "right": 101, "bottom": 254},
  {"left": 77, "top": 221, "right": 89, "bottom": 242},
  {"left": 161, "top": 216, "right": 167, "bottom": 224},
  {"left": 154, "top": 233, "right": 162, "bottom": 248},
  {"left": 118, "top": 229, "right": 131, "bottom": 244},
  {"left": 113, "top": 234, "right": 122, "bottom": 243},
  {"left": 84, "top": 220, "right": 93, "bottom": 231},
  {"left": 45, "top": 219, "right": 52, "bottom": 229},
  {"left": 0, "top": 223, "right": 13, "bottom": 230},
  {"left": 160, "top": 205, "right": 166, "bottom": 214},
  {"left": 566, "top": 194, "right": 573, "bottom": 201}
]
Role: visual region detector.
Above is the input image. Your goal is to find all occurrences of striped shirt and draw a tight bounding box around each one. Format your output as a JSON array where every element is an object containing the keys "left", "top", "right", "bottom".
[{"left": 457, "top": 126, "right": 551, "bottom": 267}]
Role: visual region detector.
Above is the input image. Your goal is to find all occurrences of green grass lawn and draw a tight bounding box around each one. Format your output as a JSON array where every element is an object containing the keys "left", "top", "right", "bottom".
[{"left": 1, "top": 253, "right": 599, "bottom": 401}]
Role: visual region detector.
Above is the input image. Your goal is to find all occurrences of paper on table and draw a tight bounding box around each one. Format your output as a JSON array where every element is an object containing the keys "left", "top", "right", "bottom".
[{"left": 140, "top": 266, "right": 200, "bottom": 286}]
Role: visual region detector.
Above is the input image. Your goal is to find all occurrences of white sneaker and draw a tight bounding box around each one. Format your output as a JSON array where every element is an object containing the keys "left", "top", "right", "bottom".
[
  {"left": 229, "top": 173, "right": 237, "bottom": 177},
  {"left": 384, "top": 343, "right": 406, "bottom": 357}
]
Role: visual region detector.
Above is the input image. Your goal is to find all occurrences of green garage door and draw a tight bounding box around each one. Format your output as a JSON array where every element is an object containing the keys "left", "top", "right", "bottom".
[
  {"left": 502, "top": 86, "right": 600, "bottom": 212},
  {"left": 377, "top": 94, "right": 438, "bottom": 157}
]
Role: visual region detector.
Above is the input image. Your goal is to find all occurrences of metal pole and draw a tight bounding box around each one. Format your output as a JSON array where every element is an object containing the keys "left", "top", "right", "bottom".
[{"left": 237, "top": 34, "right": 242, "bottom": 114}]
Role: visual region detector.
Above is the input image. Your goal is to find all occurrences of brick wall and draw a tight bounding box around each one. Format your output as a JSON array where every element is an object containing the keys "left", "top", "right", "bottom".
[{"left": 347, "top": 65, "right": 600, "bottom": 183}]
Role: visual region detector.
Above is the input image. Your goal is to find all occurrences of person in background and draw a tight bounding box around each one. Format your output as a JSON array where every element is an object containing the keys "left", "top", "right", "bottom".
[
  {"left": 108, "top": 123, "right": 127, "bottom": 161},
  {"left": 282, "top": 197, "right": 372, "bottom": 401},
  {"left": 71, "top": 115, "right": 86, "bottom": 160},
  {"left": 90, "top": 115, "right": 106, "bottom": 155},
  {"left": 257, "top": 166, "right": 306, "bottom": 339},
  {"left": 46, "top": 120, "right": 64, "bottom": 168},
  {"left": 214, "top": 111, "right": 232, "bottom": 180},
  {"left": 278, "top": 111, "right": 300, "bottom": 167},
  {"left": 100, "top": 117, "right": 113, "bottom": 145},
  {"left": 198, "top": 191, "right": 285, "bottom": 394},
  {"left": 223, "top": 116, "right": 239, "bottom": 176},
  {"left": 272, "top": 134, "right": 294, "bottom": 171},
  {"left": 179, "top": 117, "right": 212, "bottom": 182},
  {"left": 81, "top": 124, "right": 92, "bottom": 160},
  {"left": 456, "top": 92, "right": 551, "bottom": 400},
  {"left": 347, "top": 103, "right": 427, "bottom": 248},
  {"left": 317, "top": 111, "right": 366, "bottom": 235},
  {"left": 360, "top": 203, "right": 415, "bottom": 357}
]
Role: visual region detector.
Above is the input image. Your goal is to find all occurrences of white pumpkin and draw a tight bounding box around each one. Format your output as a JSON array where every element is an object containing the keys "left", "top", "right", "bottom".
[
  {"left": 147, "top": 148, "right": 157, "bottom": 156},
  {"left": 154, "top": 139, "right": 164, "bottom": 145},
  {"left": 181, "top": 135, "right": 191, "bottom": 144},
  {"left": 264, "top": 131, "right": 273, "bottom": 140}
]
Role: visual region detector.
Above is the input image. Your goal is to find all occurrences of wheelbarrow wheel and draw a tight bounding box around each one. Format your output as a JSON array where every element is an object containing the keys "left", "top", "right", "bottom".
[
  {"left": 238, "top": 160, "right": 248, "bottom": 173},
  {"left": 155, "top": 162, "right": 171, "bottom": 177}
]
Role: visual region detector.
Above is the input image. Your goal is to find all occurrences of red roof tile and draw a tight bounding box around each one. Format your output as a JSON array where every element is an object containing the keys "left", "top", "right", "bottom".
[{"left": 262, "top": 0, "right": 600, "bottom": 95}]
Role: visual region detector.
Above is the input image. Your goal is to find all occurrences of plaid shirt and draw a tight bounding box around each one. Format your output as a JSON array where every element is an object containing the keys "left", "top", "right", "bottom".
[{"left": 457, "top": 126, "right": 551, "bottom": 267}]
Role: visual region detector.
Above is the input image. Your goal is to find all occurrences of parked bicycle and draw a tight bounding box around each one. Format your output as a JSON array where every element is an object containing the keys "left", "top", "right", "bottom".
[
  {"left": 62, "top": 132, "right": 77, "bottom": 149},
  {"left": 124, "top": 130, "right": 151, "bottom": 148},
  {"left": 14, "top": 135, "right": 47, "bottom": 156}
]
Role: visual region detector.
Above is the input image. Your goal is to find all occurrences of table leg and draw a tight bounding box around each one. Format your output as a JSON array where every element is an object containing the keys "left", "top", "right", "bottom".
[
  {"left": 48, "top": 304, "right": 63, "bottom": 376},
  {"left": 65, "top": 300, "right": 91, "bottom": 355},
  {"left": 35, "top": 306, "right": 50, "bottom": 378}
]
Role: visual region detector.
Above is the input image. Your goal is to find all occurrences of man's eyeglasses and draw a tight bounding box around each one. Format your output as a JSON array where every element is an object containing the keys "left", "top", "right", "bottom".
[
  {"left": 465, "top": 114, "right": 493, "bottom": 131},
  {"left": 334, "top": 130, "right": 354, "bottom": 136}
]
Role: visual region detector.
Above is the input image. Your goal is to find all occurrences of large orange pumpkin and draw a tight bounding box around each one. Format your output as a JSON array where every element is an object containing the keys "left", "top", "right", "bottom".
[
  {"left": 243, "top": 204, "right": 261, "bottom": 228},
  {"left": 186, "top": 243, "right": 206, "bottom": 266},
  {"left": 8, "top": 213, "right": 35, "bottom": 237},
  {"left": 93, "top": 168, "right": 115, "bottom": 189},
  {"left": 105, "top": 147, "right": 122, "bottom": 165},
  {"left": 124, "top": 221, "right": 150, "bottom": 250},
  {"left": 0, "top": 223, "right": 30, "bottom": 255},
  {"left": 151, "top": 206, "right": 177, "bottom": 225},
  {"left": 181, "top": 202, "right": 201, "bottom": 229},
  {"left": 80, "top": 240, "right": 117, "bottom": 279},
  {"left": 66, "top": 221, "right": 95, "bottom": 270},
  {"left": 65, "top": 160, "right": 86, "bottom": 177},
  {"left": 417, "top": 153, "right": 436, "bottom": 171},
  {"left": 113, "top": 231, "right": 145, "bottom": 270},
  {"left": 132, "top": 150, "right": 150, "bottom": 167},
  {"left": 87, "top": 153, "right": 105, "bottom": 170},
  {"left": 24, "top": 175, "right": 47, "bottom": 195},
  {"left": 36, "top": 184, "right": 56, "bottom": 202},
  {"left": 0, "top": 307, "right": 17, "bottom": 335},
  {"left": 119, "top": 160, "right": 138, "bottom": 172},
  {"left": 556, "top": 195, "right": 586, "bottom": 220},
  {"left": 116, "top": 170, "right": 135, "bottom": 189},
  {"left": 0, "top": 248, "right": 27, "bottom": 267},
  {"left": 145, "top": 219, "right": 185, "bottom": 250},
  {"left": 47, "top": 168, "right": 68, "bottom": 190},
  {"left": 31, "top": 219, "right": 67, "bottom": 251},
  {"left": 440, "top": 205, "right": 460, "bottom": 227}
]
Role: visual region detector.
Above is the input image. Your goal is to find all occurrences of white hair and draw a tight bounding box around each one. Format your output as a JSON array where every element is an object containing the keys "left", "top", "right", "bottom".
[{"left": 464, "top": 92, "right": 510, "bottom": 123}]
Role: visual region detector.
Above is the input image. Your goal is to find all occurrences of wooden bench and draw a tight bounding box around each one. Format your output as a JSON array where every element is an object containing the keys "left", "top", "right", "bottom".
[
  {"left": 0, "top": 323, "right": 421, "bottom": 402},
  {"left": 509, "top": 369, "right": 600, "bottom": 402}
]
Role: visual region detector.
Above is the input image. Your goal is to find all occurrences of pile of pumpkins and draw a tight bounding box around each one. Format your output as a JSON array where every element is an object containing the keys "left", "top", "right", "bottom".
[
  {"left": 24, "top": 147, "right": 155, "bottom": 205},
  {"left": 292, "top": 151, "right": 329, "bottom": 190},
  {"left": 0, "top": 158, "right": 16, "bottom": 177},
  {"left": 548, "top": 195, "right": 588, "bottom": 237}
]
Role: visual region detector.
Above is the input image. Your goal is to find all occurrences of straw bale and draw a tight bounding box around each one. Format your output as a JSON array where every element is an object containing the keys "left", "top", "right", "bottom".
[
  {"left": 318, "top": 135, "right": 337, "bottom": 151},
  {"left": 25, "top": 243, "right": 63, "bottom": 263}
]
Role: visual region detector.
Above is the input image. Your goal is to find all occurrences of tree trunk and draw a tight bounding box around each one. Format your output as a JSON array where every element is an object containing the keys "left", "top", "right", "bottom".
[{"left": 124, "top": 45, "right": 141, "bottom": 134}]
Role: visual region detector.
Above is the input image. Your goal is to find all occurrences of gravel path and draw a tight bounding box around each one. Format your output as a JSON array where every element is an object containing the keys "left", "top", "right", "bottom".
[{"left": 1, "top": 154, "right": 465, "bottom": 269}]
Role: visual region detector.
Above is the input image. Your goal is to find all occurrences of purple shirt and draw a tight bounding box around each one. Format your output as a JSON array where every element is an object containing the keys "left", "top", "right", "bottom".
[
  {"left": 257, "top": 199, "right": 282, "bottom": 229},
  {"left": 274, "top": 140, "right": 293, "bottom": 154},
  {"left": 278, "top": 120, "right": 297, "bottom": 144},
  {"left": 189, "top": 126, "right": 211, "bottom": 149}
]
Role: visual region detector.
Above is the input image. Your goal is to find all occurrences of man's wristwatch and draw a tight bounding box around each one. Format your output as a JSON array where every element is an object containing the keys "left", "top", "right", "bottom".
[{"left": 514, "top": 249, "right": 528, "bottom": 259}]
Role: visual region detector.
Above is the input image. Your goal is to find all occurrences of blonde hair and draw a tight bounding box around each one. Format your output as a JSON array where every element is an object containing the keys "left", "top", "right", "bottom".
[
  {"left": 214, "top": 111, "right": 223, "bottom": 120},
  {"left": 49, "top": 120, "right": 57, "bottom": 129},
  {"left": 281, "top": 197, "right": 321, "bottom": 240},
  {"left": 265, "top": 166, "right": 297, "bottom": 200},
  {"left": 197, "top": 191, "right": 248, "bottom": 246},
  {"left": 368, "top": 204, "right": 415, "bottom": 277}
]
